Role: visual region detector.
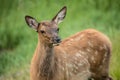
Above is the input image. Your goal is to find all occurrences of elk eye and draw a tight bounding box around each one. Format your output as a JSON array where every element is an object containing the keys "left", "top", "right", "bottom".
[
  {"left": 40, "top": 30, "right": 45, "bottom": 34},
  {"left": 57, "top": 28, "right": 59, "bottom": 32}
]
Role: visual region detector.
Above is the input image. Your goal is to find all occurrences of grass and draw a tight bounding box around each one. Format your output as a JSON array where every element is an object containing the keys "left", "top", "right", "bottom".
[{"left": 0, "top": 0, "right": 120, "bottom": 80}]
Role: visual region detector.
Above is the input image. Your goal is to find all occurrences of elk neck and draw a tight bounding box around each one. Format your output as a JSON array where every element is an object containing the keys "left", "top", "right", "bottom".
[{"left": 37, "top": 34, "right": 57, "bottom": 79}]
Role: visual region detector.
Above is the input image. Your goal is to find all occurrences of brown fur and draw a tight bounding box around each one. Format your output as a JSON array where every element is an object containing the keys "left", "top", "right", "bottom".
[
  {"left": 25, "top": 6, "right": 112, "bottom": 80},
  {"left": 30, "top": 28, "right": 112, "bottom": 80}
]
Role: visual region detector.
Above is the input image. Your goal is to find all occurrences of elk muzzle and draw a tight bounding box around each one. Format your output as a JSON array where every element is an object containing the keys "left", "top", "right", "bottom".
[{"left": 52, "top": 36, "right": 61, "bottom": 46}]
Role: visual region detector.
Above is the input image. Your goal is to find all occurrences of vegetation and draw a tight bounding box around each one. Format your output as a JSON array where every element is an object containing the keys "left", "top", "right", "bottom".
[{"left": 0, "top": 0, "right": 120, "bottom": 80}]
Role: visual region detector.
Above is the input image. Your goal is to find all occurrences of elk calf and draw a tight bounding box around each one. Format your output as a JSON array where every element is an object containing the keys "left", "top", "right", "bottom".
[{"left": 25, "top": 6, "right": 112, "bottom": 80}]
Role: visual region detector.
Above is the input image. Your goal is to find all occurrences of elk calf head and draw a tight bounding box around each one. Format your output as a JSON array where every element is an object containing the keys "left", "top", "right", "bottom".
[{"left": 25, "top": 6, "right": 67, "bottom": 46}]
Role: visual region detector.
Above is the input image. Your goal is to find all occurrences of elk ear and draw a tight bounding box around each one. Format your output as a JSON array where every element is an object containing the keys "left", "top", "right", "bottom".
[
  {"left": 25, "top": 15, "right": 39, "bottom": 31},
  {"left": 52, "top": 6, "right": 67, "bottom": 24}
]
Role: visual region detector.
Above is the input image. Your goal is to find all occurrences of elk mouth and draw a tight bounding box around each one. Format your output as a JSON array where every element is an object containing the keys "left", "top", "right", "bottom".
[
  {"left": 53, "top": 43, "right": 60, "bottom": 46},
  {"left": 52, "top": 40, "right": 61, "bottom": 46}
]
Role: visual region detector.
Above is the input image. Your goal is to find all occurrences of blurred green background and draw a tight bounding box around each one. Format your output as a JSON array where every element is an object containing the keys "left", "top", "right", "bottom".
[{"left": 0, "top": 0, "right": 120, "bottom": 80}]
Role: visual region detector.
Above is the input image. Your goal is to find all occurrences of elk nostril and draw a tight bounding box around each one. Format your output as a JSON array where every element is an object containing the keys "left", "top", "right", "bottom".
[{"left": 56, "top": 38, "right": 61, "bottom": 43}]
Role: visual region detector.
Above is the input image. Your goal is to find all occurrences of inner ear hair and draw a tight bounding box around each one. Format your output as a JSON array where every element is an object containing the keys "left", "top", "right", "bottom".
[
  {"left": 25, "top": 15, "right": 35, "bottom": 26},
  {"left": 52, "top": 6, "right": 67, "bottom": 23},
  {"left": 25, "top": 15, "right": 39, "bottom": 30}
]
